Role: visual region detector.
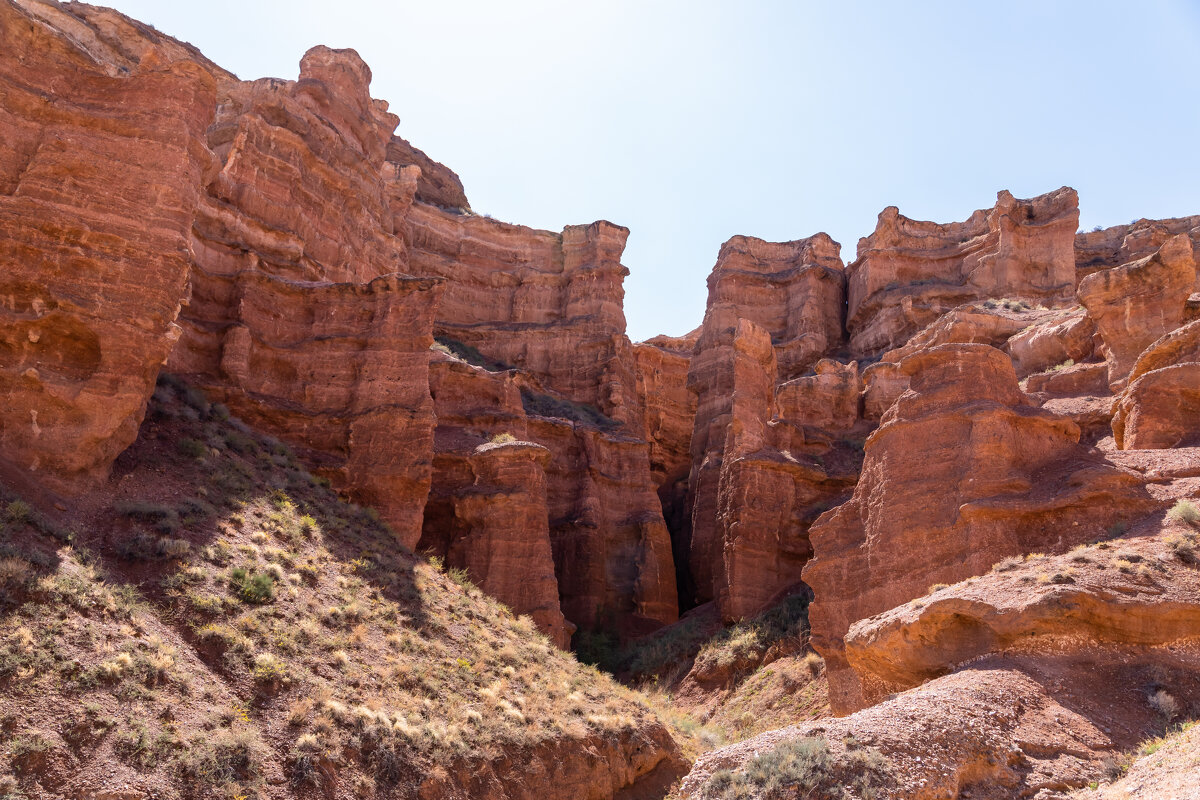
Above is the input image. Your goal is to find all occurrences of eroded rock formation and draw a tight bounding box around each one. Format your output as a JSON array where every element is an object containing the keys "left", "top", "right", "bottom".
[
  {"left": 418, "top": 356, "right": 572, "bottom": 646},
  {"left": 802, "top": 343, "right": 1154, "bottom": 714},
  {"left": 1075, "top": 214, "right": 1200, "bottom": 286},
  {"left": 1077, "top": 234, "right": 1196, "bottom": 390},
  {"left": 165, "top": 45, "right": 443, "bottom": 547},
  {"left": 11, "top": 9, "right": 1200, "bottom": 798},
  {"left": 1112, "top": 319, "right": 1200, "bottom": 450},
  {"left": 847, "top": 188, "right": 1079, "bottom": 356},
  {"left": 0, "top": 0, "right": 215, "bottom": 490},
  {"left": 405, "top": 209, "right": 644, "bottom": 428},
  {"left": 694, "top": 234, "right": 846, "bottom": 380}
]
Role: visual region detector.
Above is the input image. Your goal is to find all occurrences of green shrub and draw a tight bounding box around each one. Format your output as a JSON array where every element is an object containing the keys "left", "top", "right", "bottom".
[
  {"left": 5, "top": 500, "right": 31, "bottom": 524},
  {"left": 519, "top": 387, "right": 619, "bottom": 429},
  {"left": 1167, "top": 499, "right": 1200, "bottom": 526},
  {"left": 229, "top": 568, "right": 275, "bottom": 604},
  {"left": 178, "top": 438, "right": 207, "bottom": 459},
  {"left": 114, "top": 501, "right": 181, "bottom": 534},
  {"left": 573, "top": 628, "right": 621, "bottom": 672},
  {"left": 174, "top": 728, "right": 263, "bottom": 796}
]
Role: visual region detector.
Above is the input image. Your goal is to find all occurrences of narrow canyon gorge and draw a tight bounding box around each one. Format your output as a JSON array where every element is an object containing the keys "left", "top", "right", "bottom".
[{"left": 2, "top": 2, "right": 1200, "bottom": 799}]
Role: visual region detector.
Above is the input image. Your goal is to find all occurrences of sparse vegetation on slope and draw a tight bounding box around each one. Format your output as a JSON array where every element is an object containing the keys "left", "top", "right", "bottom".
[
  {"left": 611, "top": 596, "right": 829, "bottom": 760},
  {"left": 0, "top": 375, "right": 682, "bottom": 799},
  {"left": 696, "top": 736, "right": 890, "bottom": 800}
]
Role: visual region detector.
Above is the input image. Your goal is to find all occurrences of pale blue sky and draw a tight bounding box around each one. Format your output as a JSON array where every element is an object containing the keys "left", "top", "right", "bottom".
[{"left": 101, "top": 1, "right": 1200, "bottom": 341}]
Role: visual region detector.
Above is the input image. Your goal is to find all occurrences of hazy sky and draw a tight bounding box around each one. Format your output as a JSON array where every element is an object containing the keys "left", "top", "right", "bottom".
[{"left": 100, "top": 1, "right": 1200, "bottom": 341}]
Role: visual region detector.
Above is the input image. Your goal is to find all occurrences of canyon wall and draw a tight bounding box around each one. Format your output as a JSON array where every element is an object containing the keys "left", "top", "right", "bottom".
[
  {"left": 8, "top": 5, "right": 1200, "bottom": 732},
  {"left": 0, "top": 0, "right": 216, "bottom": 491}
]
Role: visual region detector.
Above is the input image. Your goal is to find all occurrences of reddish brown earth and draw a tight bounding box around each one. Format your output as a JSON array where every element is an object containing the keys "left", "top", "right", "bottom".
[{"left": 680, "top": 510, "right": 1200, "bottom": 799}]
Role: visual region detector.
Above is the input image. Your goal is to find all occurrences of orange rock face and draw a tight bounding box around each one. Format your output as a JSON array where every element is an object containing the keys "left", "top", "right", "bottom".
[
  {"left": 846, "top": 188, "right": 1079, "bottom": 356},
  {"left": 0, "top": 0, "right": 216, "bottom": 491},
  {"left": 695, "top": 234, "right": 846, "bottom": 380},
  {"left": 634, "top": 333, "right": 698, "bottom": 492},
  {"left": 633, "top": 333, "right": 698, "bottom": 596},
  {"left": 685, "top": 318, "right": 860, "bottom": 621},
  {"left": 1112, "top": 319, "right": 1200, "bottom": 449},
  {"left": 1005, "top": 306, "right": 1095, "bottom": 378},
  {"left": 530, "top": 415, "right": 679, "bottom": 636},
  {"left": 173, "top": 271, "right": 442, "bottom": 545},
  {"left": 1075, "top": 214, "right": 1200, "bottom": 286},
  {"left": 683, "top": 235, "right": 851, "bottom": 617},
  {"left": 1077, "top": 234, "right": 1196, "bottom": 390},
  {"left": 404, "top": 207, "right": 644, "bottom": 428},
  {"left": 418, "top": 356, "right": 572, "bottom": 647},
  {"left": 402, "top": 203, "right": 679, "bottom": 637},
  {"left": 802, "top": 343, "right": 1154, "bottom": 714},
  {"left": 844, "top": 528, "right": 1200, "bottom": 706},
  {"left": 166, "top": 46, "right": 443, "bottom": 547}
]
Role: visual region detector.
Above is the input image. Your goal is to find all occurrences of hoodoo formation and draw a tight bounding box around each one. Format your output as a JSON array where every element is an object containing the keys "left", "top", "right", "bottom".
[{"left": 2, "top": 2, "right": 1200, "bottom": 799}]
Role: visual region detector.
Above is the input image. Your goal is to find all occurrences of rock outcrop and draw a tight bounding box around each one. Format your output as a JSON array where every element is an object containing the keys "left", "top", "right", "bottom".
[
  {"left": 1077, "top": 234, "right": 1196, "bottom": 391},
  {"left": 0, "top": 0, "right": 216, "bottom": 491},
  {"left": 531, "top": 415, "right": 679, "bottom": 636},
  {"left": 844, "top": 525, "right": 1200, "bottom": 706},
  {"left": 1005, "top": 305, "right": 1095, "bottom": 378},
  {"left": 693, "top": 234, "right": 846, "bottom": 381},
  {"left": 419, "top": 355, "right": 571, "bottom": 646},
  {"left": 1111, "top": 320, "right": 1200, "bottom": 450},
  {"left": 167, "top": 46, "right": 443, "bottom": 546},
  {"left": 803, "top": 343, "right": 1155, "bottom": 714},
  {"left": 634, "top": 332, "right": 698, "bottom": 493},
  {"left": 404, "top": 208, "right": 643, "bottom": 428},
  {"left": 683, "top": 236, "right": 853, "bottom": 619},
  {"left": 403, "top": 207, "right": 679, "bottom": 637},
  {"left": 386, "top": 134, "right": 469, "bottom": 210},
  {"left": 1075, "top": 214, "right": 1200, "bottom": 286},
  {"left": 685, "top": 317, "right": 861, "bottom": 622},
  {"left": 679, "top": 655, "right": 1200, "bottom": 800},
  {"left": 846, "top": 188, "right": 1079, "bottom": 356}
]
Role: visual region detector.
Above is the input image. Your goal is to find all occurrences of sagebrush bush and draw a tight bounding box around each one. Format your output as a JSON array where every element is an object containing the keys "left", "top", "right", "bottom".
[
  {"left": 1167, "top": 499, "right": 1200, "bottom": 526},
  {"left": 701, "top": 736, "right": 890, "bottom": 799},
  {"left": 229, "top": 568, "right": 275, "bottom": 604}
]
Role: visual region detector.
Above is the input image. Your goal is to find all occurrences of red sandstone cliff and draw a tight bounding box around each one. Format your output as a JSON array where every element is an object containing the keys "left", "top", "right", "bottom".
[
  {"left": 9, "top": 6, "right": 1200, "bottom": 798},
  {"left": 847, "top": 188, "right": 1079, "bottom": 356},
  {"left": 0, "top": 0, "right": 216, "bottom": 491}
]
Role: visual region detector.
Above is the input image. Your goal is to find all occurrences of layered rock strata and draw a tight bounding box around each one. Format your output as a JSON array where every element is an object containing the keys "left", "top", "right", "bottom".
[
  {"left": 846, "top": 188, "right": 1080, "bottom": 356},
  {"left": 531, "top": 415, "right": 679, "bottom": 636},
  {"left": 1075, "top": 214, "right": 1200, "bottom": 286},
  {"left": 1112, "top": 320, "right": 1200, "bottom": 450},
  {"left": 1077, "top": 234, "right": 1196, "bottom": 391},
  {"left": 167, "top": 46, "right": 443, "bottom": 546},
  {"left": 844, "top": 526, "right": 1200, "bottom": 706},
  {"left": 693, "top": 234, "right": 846, "bottom": 381},
  {"left": 686, "top": 318, "right": 860, "bottom": 621},
  {"left": 418, "top": 355, "right": 571, "bottom": 646},
  {"left": 0, "top": 0, "right": 216, "bottom": 491},
  {"left": 404, "top": 208, "right": 644, "bottom": 428},
  {"left": 802, "top": 343, "right": 1155, "bottom": 714},
  {"left": 683, "top": 236, "right": 851, "bottom": 617}
]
